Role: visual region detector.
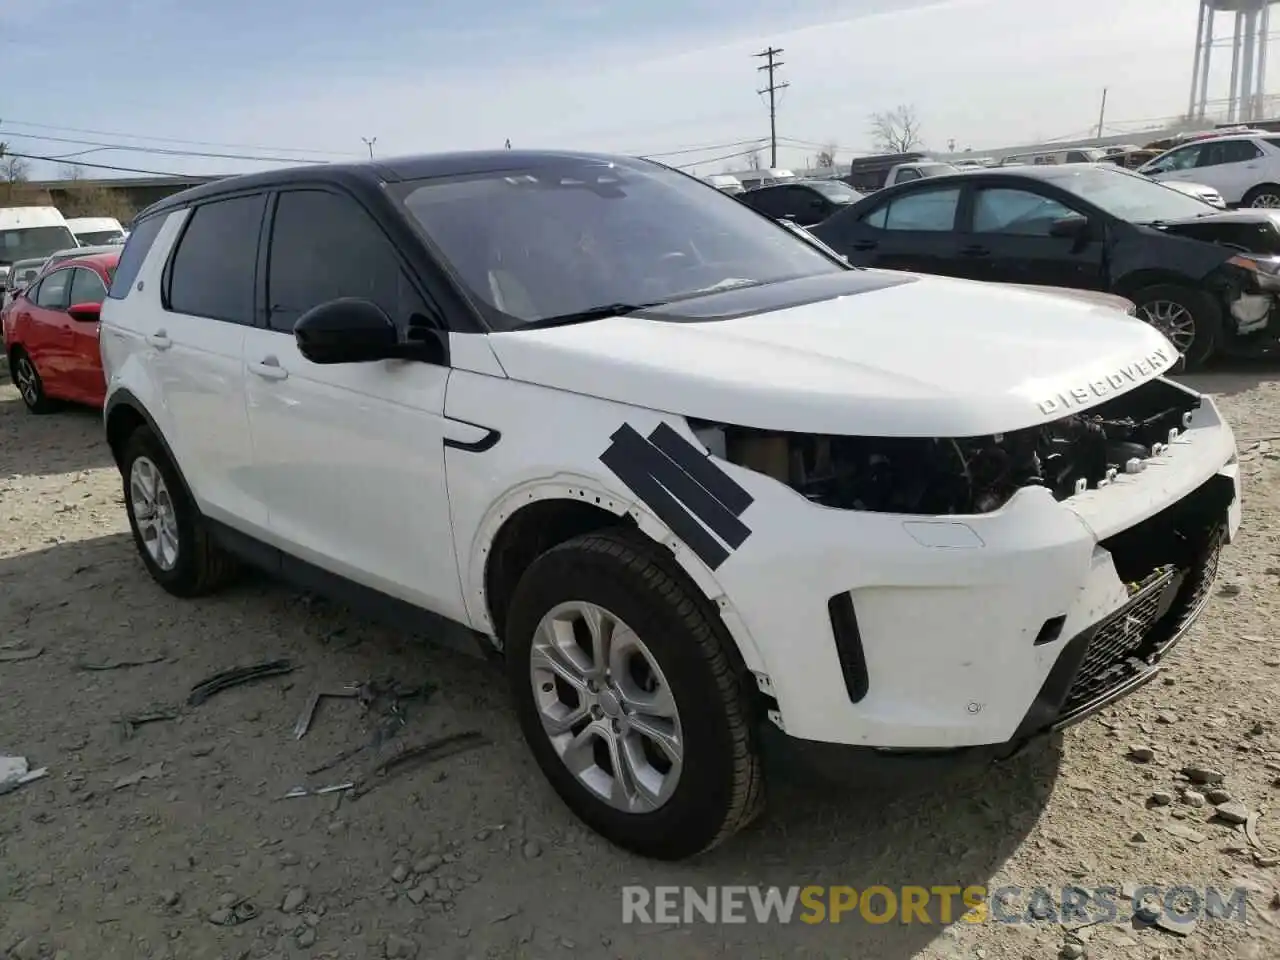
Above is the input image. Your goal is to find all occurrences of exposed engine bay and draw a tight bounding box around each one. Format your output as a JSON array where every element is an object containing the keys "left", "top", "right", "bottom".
[{"left": 691, "top": 379, "right": 1202, "bottom": 516}]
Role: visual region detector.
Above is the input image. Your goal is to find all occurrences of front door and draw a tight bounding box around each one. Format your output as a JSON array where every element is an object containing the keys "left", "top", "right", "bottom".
[
  {"left": 65, "top": 265, "right": 109, "bottom": 405},
  {"left": 26, "top": 266, "right": 74, "bottom": 385},
  {"left": 241, "top": 187, "right": 465, "bottom": 622},
  {"left": 855, "top": 184, "right": 967, "bottom": 276},
  {"left": 964, "top": 185, "right": 1107, "bottom": 290}
]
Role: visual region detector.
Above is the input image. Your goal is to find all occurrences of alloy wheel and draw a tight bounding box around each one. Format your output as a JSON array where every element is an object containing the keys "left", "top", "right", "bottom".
[
  {"left": 529, "top": 601, "right": 684, "bottom": 814},
  {"left": 1138, "top": 299, "right": 1196, "bottom": 354},
  {"left": 1251, "top": 192, "right": 1280, "bottom": 208},
  {"left": 129, "top": 455, "right": 180, "bottom": 571},
  {"left": 13, "top": 355, "right": 39, "bottom": 407}
]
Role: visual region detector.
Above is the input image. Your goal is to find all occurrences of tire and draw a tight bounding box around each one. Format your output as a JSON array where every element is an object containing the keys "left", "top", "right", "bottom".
[
  {"left": 10, "top": 348, "right": 56, "bottom": 414},
  {"left": 505, "top": 529, "right": 764, "bottom": 860},
  {"left": 119, "top": 424, "right": 237, "bottom": 597},
  {"left": 1243, "top": 184, "right": 1280, "bottom": 209},
  {"left": 1131, "top": 283, "right": 1222, "bottom": 372}
]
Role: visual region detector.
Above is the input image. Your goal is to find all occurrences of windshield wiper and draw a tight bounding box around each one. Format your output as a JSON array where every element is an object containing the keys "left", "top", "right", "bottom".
[{"left": 520, "top": 301, "right": 667, "bottom": 329}]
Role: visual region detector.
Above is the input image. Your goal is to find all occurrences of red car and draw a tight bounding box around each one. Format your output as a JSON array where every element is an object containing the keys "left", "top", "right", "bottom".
[{"left": 2, "top": 250, "right": 118, "bottom": 413}]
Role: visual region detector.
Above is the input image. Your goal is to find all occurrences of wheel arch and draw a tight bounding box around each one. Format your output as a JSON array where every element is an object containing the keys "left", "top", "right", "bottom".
[
  {"left": 467, "top": 477, "right": 769, "bottom": 674},
  {"left": 104, "top": 389, "right": 196, "bottom": 502},
  {"left": 1113, "top": 269, "right": 1205, "bottom": 300}
]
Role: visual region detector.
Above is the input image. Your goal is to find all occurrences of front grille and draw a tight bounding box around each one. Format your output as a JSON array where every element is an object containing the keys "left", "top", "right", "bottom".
[{"left": 1058, "top": 530, "right": 1223, "bottom": 722}]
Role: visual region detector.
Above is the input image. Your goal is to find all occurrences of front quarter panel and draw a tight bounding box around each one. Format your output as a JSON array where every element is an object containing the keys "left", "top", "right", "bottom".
[{"left": 1109, "top": 223, "right": 1236, "bottom": 288}]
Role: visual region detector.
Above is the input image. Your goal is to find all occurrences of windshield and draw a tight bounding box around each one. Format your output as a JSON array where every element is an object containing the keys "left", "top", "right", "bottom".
[
  {"left": 1039, "top": 167, "right": 1213, "bottom": 222},
  {"left": 0, "top": 226, "right": 78, "bottom": 265},
  {"left": 395, "top": 158, "right": 846, "bottom": 329},
  {"left": 810, "top": 181, "right": 862, "bottom": 203},
  {"left": 75, "top": 229, "right": 126, "bottom": 245}
]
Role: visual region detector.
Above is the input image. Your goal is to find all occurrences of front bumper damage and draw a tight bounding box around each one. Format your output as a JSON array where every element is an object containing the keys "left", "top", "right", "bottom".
[{"left": 698, "top": 388, "right": 1240, "bottom": 779}]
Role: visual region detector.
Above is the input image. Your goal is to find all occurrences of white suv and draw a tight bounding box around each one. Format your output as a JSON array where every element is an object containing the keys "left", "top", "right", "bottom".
[
  {"left": 1139, "top": 132, "right": 1280, "bottom": 208},
  {"left": 99, "top": 151, "right": 1242, "bottom": 860}
]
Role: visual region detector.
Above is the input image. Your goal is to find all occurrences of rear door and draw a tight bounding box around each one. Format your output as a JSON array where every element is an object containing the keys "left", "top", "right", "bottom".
[
  {"left": 26, "top": 267, "right": 74, "bottom": 385},
  {"left": 963, "top": 184, "right": 1108, "bottom": 289},
  {"left": 1194, "top": 138, "right": 1266, "bottom": 204},
  {"left": 816, "top": 183, "right": 965, "bottom": 275},
  {"left": 152, "top": 193, "right": 267, "bottom": 530},
  {"left": 65, "top": 265, "right": 109, "bottom": 404}
]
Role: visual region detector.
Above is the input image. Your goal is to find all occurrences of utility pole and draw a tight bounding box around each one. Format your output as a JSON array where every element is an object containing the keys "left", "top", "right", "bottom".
[
  {"left": 754, "top": 47, "right": 789, "bottom": 168},
  {"left": 361, "top": 137, "right": 377, "bottom": 159},
  {"left": 1096, "top": 88, "right": 1108, "bottom": 139}
]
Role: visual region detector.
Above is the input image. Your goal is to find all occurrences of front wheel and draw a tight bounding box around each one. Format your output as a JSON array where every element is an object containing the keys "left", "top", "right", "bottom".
[
  {"left": 1131, "top": 284, "right": 1222, "bottom": 372},
  {"left": 505, "top": 529, "right": 764, "bottom": 860}
]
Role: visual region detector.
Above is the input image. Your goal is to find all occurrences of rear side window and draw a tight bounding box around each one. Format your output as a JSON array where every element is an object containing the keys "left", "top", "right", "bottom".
[
  {"left": 34, "top": 269, "right": 72, "bottom": 310},
  {"left": 167, "top": 194, "right": 265, "bottom": 324},
  {"left": 107, "top": 215, "right": 165, "bottom": 300}
]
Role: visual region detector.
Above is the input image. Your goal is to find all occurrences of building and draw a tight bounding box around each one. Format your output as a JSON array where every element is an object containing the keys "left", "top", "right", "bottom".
[{"left": 14, "top": 174, "right": 224, "bottom": 220}]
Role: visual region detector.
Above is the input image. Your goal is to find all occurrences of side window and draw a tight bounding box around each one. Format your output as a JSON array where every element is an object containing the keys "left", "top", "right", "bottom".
[
  {"left": 69, "top": 267, "right": 108, "bottom": 305},
  {"left": 895, "top": 168, "right": 923, "bottom": 182},
  {"left": 107, "top": 214, "right": 165, "bottom": 300},
  {"left": 879, "top": 188, "right": 962, "bottom": 232},
  {"left": 744, "top": 188, "right": 785, "bottom": 218},
  {"left": 973, "top": 188, "right": 1076, "bottom": 236},
  {"left": 1202, "top": 140, "right": 1262, "bottom": 166},
  {"left": 1156, "top": 145, "right": 1202, "bottom": 172},
  {"left": 34, "top": 268, "right": 72, "bottom": 310},
  {"left": 266, "top": 189, "right": 422, "bottom": 333},
  {"left": 167, "top": 194, "right": 266, "bottom": 324},
  {"left": 863, "top": 203, "right": 889, "bottom": 229}
]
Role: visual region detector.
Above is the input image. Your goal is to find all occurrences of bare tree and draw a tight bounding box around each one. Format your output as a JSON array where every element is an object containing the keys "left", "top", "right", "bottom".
[
  {"left": 1, "top": 144, "right": 30, "bottom": 185},
  {"left": 56, "top": 164, "right": 135, "bottom": 221},
  {"left": 868, "top": 105, "right": 923, "bottom": 154},
  {"left": 815, "top": 141, "right": 838, "bottom": 169},
  {"left": 747, "top": 150, "right": 763, "bottom": 170}
]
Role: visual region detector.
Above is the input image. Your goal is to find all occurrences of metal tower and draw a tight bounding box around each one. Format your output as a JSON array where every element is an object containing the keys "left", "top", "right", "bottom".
[{"left": 1188, "top": 0, "right": 1278, "bottom": 123}]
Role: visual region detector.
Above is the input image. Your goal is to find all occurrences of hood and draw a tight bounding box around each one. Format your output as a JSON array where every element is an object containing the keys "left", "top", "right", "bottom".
[
  {"left": 487, "top": 273, "right": 1178, "bottom": 437},
  {"left": 1152, "top": 209, "right": 1280, "bottom": 254},
  {"left": 997, "top": 283, "right": 1135, "bottom": 312}
]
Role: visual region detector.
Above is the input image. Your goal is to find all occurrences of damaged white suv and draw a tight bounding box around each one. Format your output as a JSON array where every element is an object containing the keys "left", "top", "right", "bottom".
[{"left": 99, "top": 151, "right": 1242, "bottom": 861}]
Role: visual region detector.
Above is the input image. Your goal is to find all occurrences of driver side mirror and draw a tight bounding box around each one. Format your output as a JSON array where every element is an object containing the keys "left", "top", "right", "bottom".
[
  {"left": 1048, "top": 215, "right": 1092, "bottom": 240},
  {"left": 68, "top": 302, "right": 101, "bottom": 323},
  {"left": 294, "top": 298, "right": 443, "bottom": 365}
]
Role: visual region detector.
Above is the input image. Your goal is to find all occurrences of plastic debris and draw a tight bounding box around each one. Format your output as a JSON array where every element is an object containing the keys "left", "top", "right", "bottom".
[
  {"left": 113, "top": 761, "right": 165, "bottom": 789},
  {"left": 293, "top": 683, "right": 361, "bottom": 740},
  {"left": 283, "top": 782, "right": 354, "bottom": 799},
  {"left": 118, "top": 707, "right": 179, "bottom": 740},
  {"left": 351, "top": 730, "right": 489, "bottom": 799},
  {"left": 0, "top": 756, "right": 48, "bottom": 796},
  {"left": 78, "top": 654, "right": 166, "bottom": 671},
  {"left": 188, "top": 659, "right": 294, "bottom": 706},
  {"left": 0, "top": 647, "right": 44, "bottom": 663}
]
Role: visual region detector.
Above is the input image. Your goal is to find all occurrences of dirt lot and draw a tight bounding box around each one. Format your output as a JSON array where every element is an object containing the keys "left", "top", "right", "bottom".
[{"left": 1, "top": 371, "right": 1279, "bottom": 960}]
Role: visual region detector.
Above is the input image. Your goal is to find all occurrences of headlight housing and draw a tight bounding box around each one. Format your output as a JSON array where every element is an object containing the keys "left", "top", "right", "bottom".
[{"left": 1227, "top": 253, "right": 1280, "bottom": 291}]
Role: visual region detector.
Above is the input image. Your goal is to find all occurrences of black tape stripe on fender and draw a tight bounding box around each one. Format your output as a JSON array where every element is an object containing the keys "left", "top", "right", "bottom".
[{"left": 599, "top": 423, "right": 754, "bottom": 570}]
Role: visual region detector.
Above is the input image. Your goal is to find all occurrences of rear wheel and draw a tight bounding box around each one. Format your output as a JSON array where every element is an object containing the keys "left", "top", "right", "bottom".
[
  {"left": 120, "top": 425, "right": 237, "bottom": 597},
  {"left": 1243, "top": 184, "right": 1280, "bottom": 208},
  {"left": 1132, "top": 284, "right": 1222, "bottom": 371},
  {"left": 505, "top": 529, "right": 764, "bottom": 860},
  {"left": 10, "top": 349, "right": 55, "bottom": 414}
]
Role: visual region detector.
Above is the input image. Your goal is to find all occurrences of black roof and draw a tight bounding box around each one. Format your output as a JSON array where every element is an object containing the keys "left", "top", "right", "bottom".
[{"left": 135, "top": 149, "right": 640, "bottom": 221}]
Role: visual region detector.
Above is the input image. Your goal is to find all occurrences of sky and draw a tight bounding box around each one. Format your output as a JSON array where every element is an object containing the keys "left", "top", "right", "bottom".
[{"left": 0, "top": 0, "right": 1251, "bottom": 181}]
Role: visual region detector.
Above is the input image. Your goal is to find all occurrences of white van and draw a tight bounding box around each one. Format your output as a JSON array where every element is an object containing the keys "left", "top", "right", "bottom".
[
  {"left": 64, "top": 216, "right": 127, "bottom": 246},
  {"left": 0, "top": 207, "right": 79, "bottom": 288}
]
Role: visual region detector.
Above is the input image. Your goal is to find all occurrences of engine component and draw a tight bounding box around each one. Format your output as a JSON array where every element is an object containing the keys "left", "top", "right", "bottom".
[{"left": 690, "top": 379, "right": 1201, "bottom": 516}]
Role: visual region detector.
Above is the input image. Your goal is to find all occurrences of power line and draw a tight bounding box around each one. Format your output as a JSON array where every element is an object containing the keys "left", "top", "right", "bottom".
[
  {"left": 0, "top": 130, "right": 334, "bottom": 165},
  {"left": 673, "top": 146, "right": 768, "bottom": 170},
  {"left": 639, "top": 138, "right": 766, "bottom": 158},
  {"left": 754, "top": 46, "right": 789, "bottom": 168},
  {"left": 0, "top": 117, "right": 355, "bottom": 157},
  {"left": 0, "top": 150, "right": 194, "bottom": 178}
]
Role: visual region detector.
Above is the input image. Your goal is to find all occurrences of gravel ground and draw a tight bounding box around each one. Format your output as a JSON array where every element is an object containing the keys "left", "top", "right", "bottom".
[{"left": 1, "top": 370, "right": 1278, "bottom": 960}]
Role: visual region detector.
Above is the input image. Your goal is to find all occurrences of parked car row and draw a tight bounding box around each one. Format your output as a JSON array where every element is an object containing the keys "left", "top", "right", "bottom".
[{"left": 2, "top": 149, "right": 1244, "bottom": 863}]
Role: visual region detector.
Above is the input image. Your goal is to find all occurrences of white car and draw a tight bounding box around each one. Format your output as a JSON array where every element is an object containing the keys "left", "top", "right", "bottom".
[
  {"left": 1161, "top": 179, "right": 1226, "bottom": 209},
  {"left": 99, "top": 152, "right": 1243, "bottom": 860},
  {"left": 1140, "top": 133, "right": 1280, "bottom": 208}
]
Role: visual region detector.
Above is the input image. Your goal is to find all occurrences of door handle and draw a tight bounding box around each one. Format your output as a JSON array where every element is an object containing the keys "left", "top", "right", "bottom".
[
  {"left": 960, "top": 245, "right": 991, "bottom": 257},
  {"left": 146, "top": 330, "right": 172, "bottom": 350},
  {"left": 249, "top": 356, "right": 289, "bottom": 381},
  {"left": 851, "top": 240, "right": 878, "bottom": 251}
]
